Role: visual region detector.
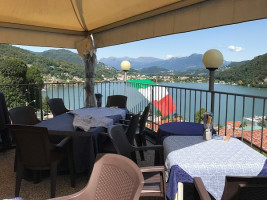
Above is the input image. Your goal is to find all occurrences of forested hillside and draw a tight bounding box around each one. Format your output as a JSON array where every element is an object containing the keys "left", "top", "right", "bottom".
[
  {"left": 216, "top": 53, "right": 267, "bottom": 87},
  {"left": 0, "top": 45, "right": 118, "bottom": 81}
]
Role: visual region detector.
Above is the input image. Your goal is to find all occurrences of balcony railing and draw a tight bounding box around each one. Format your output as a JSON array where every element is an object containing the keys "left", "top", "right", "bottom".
[{"left": 1, "top": 81, "right": 266, "bottom": 153}]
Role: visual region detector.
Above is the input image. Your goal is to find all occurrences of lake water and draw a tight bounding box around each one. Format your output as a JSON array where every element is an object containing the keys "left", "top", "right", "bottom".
[{"left": 43, "top": 82, "right": 267, "bottom": 126}]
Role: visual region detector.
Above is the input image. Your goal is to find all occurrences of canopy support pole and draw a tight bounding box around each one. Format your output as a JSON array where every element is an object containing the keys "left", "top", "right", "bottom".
[{"left": 76, "top": 35, "right": 97, "bottom": 107}]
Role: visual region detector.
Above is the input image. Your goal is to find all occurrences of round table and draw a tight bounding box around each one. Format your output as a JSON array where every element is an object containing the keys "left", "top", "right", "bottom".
[{"left": 156, "top": 122, "right": 216, "bottom": 144}]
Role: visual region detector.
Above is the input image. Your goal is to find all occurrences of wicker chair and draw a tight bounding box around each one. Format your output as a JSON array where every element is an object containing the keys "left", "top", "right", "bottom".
[
  {"left": 8, "top": 125, "right": 75, "bottom": 198},
  {"left": 106, "top": 95, "right": 127, "bottom": 108},
  {"left": 194, "top": 176, "right": 267, "bottom": 200},
  {"left": 48, "top": 153, "right": 144, "bottom": 200},
  {"left": 109, "top": 125, "right": 166, "bottom": 199},
  {"left": 47, "top": 98, "right": 70, "bottom": 117}
]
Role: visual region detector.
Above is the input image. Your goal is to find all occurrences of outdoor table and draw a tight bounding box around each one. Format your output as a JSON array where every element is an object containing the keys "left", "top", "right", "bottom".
[
  {"left": 164, "top": 136, "right": 267, "bottom": 200},
  {"left": 35, "top": 107, "right": 127, "bottom": 174},
  {"left": 156, "top": 122, "right": 216, "bottom": 144}
]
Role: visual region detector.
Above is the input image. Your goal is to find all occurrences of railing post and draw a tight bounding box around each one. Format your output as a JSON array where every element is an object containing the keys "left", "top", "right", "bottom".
[{"left": 151, "top": 85, "right": 154, "bottom": 132}]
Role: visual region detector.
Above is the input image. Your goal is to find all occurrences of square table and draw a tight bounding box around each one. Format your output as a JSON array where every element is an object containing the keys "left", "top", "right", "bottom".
[
  {"left": 35, "top": 107, "right": 127, "bottom": 174},
  {"left": 164, "top": 136, "right": 267, "bottom": 200}
]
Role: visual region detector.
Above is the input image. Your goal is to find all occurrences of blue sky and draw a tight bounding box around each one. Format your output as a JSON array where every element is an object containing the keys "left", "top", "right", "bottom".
[{"left": 16, "top": 19, "right": 267, "bottom": 62}]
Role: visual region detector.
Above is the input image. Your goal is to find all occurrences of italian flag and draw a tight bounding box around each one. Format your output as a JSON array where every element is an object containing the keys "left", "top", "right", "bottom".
[{"left": 127, "top": 79, "right": 176, "bottom": 117}]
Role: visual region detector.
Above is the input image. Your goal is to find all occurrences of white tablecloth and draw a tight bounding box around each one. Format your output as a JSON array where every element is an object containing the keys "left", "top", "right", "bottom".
[
  {"left": 70, "top": 107, "right": 127, "bottom": 131},
  {"left": 164, "top": 136, "right": 267, "bottom": 200}
]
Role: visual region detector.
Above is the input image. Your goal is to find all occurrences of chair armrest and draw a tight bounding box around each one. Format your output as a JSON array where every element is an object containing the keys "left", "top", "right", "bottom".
[
  {"left": 134, "top": 145, "right": 163, "bottom": 151},
  {"left": 99, "top": 132, "right": 108, "bottom": 137},
  {"left": 54, "top": 136, "right": 71, "bottom": 149},
  {"left": 140, "top": 165, "right": 165, "bottom": 173},
  {"left": 193, "top": 177, "right": 211, "bottom": 200}
]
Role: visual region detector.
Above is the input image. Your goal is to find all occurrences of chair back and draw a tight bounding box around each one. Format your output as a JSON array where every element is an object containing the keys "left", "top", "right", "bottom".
[
  {"left": 222, "top": 176, "right": 267, "bottom": 200},
  {"left": 139, "top": 103, "right": 150, "bottom": 134},
  {"left": 54, "top": 154, "right": 144, "bottom": 200},
  {"left": 109, "top": 125, "right": 135, "bottom": 159},
  {"left": 8, "top": 125, "right": 52, "bottom": 168},
  {"left": 47, "top": 98, "right": 69, "bottom": 117},
  {"left": 126, "top": 113, "right": 140, "bottom": 145},
  {"left": 106, "top": 95, "right": 127, "bottom": 108},
  {"left": 9, "top": 106, "right": 40, "bottom": 125}
]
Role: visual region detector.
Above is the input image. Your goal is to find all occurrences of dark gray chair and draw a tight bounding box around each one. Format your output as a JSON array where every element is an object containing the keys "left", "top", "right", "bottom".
[
  {"left": 108, "top": 125, "right": 166, "bottom": 199},
  {"left": 8, "top": 125, "right": 75, "bottom": 198},
  {"left": 8, "top": 106, "right": 41, "bottom": 125},
  {"left": 47, "top": 98, "right": 70, "bottom": 117},
  {"left": 194, "top": 176, "right": 267, "bottom": 200},
  {"left": 106, "top": 95, "right": 127, "bottom": 108},
  {"left": 99, "top": 113, "right": 140, "bottom": 162}
]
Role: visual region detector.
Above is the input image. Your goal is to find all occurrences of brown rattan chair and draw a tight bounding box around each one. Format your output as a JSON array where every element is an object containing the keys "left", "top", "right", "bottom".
[
  {"left": 109, "top": 125, "right": 166, "bottom": 199},
  {"left": 48, "top": 153, "right": 144, "bottom": 200},
  {"left": 194, "top": 176, "right": 267, "bottom": 200},
  {"left": 47, "top": 98, "right": 70, "bottom": 117},
  {"left": 106, "top": 95, "right": 127, "bottom": 108},
  {"left": 8, "top": 106, "right": 41, "bottom": 125},
  {"left": 8, "top": 125, "right": 75, "bottom": 198},
  {"left": 99, "top": 113, "right": 140, "bottom": 162}
]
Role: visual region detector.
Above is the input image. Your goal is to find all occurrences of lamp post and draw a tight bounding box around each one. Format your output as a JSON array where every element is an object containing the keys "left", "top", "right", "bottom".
[
  {"left": 202, "top": 49, "right": 223, "bottom": 114},
  {"left": 121, "top": 60, "right": 131, "bottom": 96}
]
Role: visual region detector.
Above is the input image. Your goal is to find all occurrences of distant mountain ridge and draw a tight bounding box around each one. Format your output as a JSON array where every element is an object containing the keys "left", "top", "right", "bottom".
[{"left": 100, "top": 54, "right": 231, "bottom": 71}]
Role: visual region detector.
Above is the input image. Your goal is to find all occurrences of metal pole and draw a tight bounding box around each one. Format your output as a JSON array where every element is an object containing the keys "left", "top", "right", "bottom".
[
  {"left": 209, "top": 69, "right": 215, "bottom": 114},
  {"left": 124, "top": 71, "right": 127, "bottom": 96}
]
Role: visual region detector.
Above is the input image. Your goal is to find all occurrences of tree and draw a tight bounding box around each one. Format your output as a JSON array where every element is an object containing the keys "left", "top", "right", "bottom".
[
  {"left": 239, "top": 121, "right": 247, "bottom": 128},
  {"left": 195, "top": 108, "right": 206, "bottom": 123},
  {"left": 257, "top": 119, "right": 267, "bottom": 128},
  {"left": 0, "top": 58, "right": 43, "bottom": 109},
  {"left": 0, "top": 58, "right": 28, "bottom": 108}
]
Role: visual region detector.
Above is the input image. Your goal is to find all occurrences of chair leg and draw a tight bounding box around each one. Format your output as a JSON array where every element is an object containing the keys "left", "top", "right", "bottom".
[
  {"left": 135, "top": 134, "right": 145, "bottom": 161},
  {"left": 67, "top": 143, "right": 76, "bottom": 188},
  {"left": 14, "top": 148, "right": 18, "bottom": 172},
  {"left": 50, "top": 162, "right": 57, "bottom": 198},
  {"left": 15, "top": 161, "right": 24, "bottom": 197}
]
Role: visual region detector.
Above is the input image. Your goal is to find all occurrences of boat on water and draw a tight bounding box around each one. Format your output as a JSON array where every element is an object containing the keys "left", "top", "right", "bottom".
[{"left": 244, "top": 115, "right": 267, "bottom": 122}]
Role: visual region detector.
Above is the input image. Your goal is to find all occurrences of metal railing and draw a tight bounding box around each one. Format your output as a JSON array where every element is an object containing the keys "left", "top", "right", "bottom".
[{"left": 1, "top": 81, "right": 266, "bottom": 153}]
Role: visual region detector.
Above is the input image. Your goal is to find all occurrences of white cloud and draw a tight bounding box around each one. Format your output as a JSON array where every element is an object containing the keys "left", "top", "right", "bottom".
[
  {"left": 166, "top": 54, "right": 174, "bottom": 59},
  {"left": 228, "top": 45, "right": 244, "bottom": 52}
]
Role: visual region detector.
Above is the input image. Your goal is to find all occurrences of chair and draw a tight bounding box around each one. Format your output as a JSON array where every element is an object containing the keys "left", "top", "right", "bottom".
[
  {"left": 48, "top": 153, "right": 144, "bottom": 200},
  {"left": 135, "top": 103, "right": 151, "bottom": 160},
  {"left": 47, "top": 98, "right": 70, "bottom": 117},
  {"left": 108, "top": 125, "right": 166, "bottom": 199},
  {"left": 8, "top": 125, "right": 75, "bottom": 198},
  {"left": 99, "top": 113, "right": 140, "bottom": 162},
  {"left": 106, "top": 95, "right": 127, "bottom": 108},
  {"left": 194, "top": 176, "right": 267, "bottom": 200},
  {"left": 8, "top": 106, "right": 41, "bottom": 125}
]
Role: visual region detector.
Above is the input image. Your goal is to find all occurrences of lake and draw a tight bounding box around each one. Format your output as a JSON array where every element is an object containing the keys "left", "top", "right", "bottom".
[{"left": 43, "top": 82, "right": 267, "bottom": 126}]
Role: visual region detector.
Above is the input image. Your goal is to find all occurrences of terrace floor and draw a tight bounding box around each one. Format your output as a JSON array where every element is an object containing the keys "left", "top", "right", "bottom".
[{"left": 0, "top": 145, "right": 160, "bottom": 200}]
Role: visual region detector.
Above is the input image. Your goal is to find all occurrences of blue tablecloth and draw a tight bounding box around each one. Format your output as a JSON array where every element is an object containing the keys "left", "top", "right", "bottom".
[
  {"left": 35, "top": 107, "right": 126, "bottom": 173},
  {"left": 157, "top": 122, "right": 216, "bottom": 144},
  {"left": 164, "top": 136, "right": 267, "bottom": 200}
]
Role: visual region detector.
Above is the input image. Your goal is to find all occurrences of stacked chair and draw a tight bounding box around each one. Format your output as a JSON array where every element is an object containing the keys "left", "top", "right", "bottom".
[{"left": 108, "top": 125, "right": 166, "bottom": 199}]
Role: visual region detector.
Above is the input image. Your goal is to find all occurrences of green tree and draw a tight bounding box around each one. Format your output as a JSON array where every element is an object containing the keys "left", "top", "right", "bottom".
[
  {"left": 0, "top": 58, "right": 28, "bottom": 108},
  {"left": 42, "top": 95, "right": 51, "bottom": 115},
  {"left": 239, "top": 121, "right": 247, "bottom": 128},
  {"left": 194, "top": 108, "right": 206, "bottom": 123}
]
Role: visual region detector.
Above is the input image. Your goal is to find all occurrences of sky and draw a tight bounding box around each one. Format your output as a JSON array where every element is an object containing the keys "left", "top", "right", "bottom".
[{"left": 16, "top": 19, "right": 267, "bottom": 62}]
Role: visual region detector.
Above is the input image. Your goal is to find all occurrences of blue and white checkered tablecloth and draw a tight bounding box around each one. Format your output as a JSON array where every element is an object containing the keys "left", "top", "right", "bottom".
[{"left": 164, "top": 136, "right": 267, "bottom": 200}]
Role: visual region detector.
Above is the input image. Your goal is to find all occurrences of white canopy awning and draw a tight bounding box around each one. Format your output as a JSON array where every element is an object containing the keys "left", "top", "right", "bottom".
[{"left": 0, "top": 0, "right": 266, "bottom": 53}]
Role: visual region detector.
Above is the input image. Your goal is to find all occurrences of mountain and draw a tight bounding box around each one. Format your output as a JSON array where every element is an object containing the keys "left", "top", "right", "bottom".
[
  {"left": 0, "top": 45, "right": 118, "bottom": 81},
  {"left": 140, "top": 66, "right": 173, "bottom": 75},
  {"left": 216, "top": 53, "right": 267, "bottom": 87},
  {"left": 38, "top": 49, "right": 83, "bottom": 66},
  {"left": 99, "top": 57, "right": 162, "bottom": 69},
  {"left": 100, "top": 54, "right": 231, "bottom": 72}
]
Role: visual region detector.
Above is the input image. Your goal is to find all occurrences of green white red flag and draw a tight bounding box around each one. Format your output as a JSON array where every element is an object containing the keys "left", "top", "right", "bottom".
[{"left": 127, "top": 79, "right": 176, "bottom": 117}]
